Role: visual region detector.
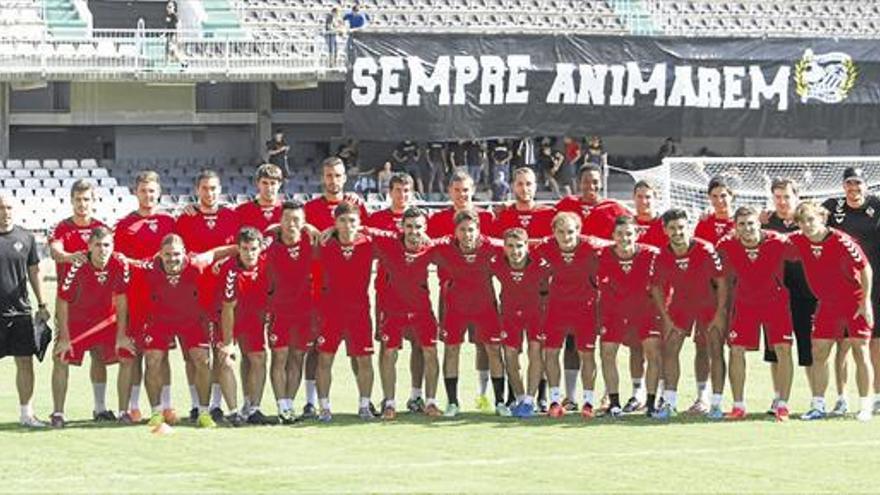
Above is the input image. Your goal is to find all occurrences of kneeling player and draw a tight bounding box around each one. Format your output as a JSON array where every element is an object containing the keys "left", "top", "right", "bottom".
[
  {"left": 139, "top": 235, "right": 219, "bottom": 429},
  {"left": 536, "top": 212, "right": 605, "bottom": 418},
  {"left": 790, "top": 201, "right": 874, "bottom": 421},
  {"left": 717, "top": 206, "right": 797, "bottom": 421},
  {"left": 597, "top": 216, "right": 662, "bottom": 417},
  {"left": 490, "top": 228, "right": 550, "bottom": 418},
  {"left": 219, "top": 227, "right": 271, "bottom": 425},
  {"left": 51, "top": 227, "right": 129, "bottom": 427},
  {"left": 651, "top": 209, "right": 727, "bottom": 419}
]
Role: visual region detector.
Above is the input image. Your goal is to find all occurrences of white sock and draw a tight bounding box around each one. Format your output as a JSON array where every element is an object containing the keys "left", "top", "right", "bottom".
[
  {"left": 632, "top": 378, "right": 645, "bottom": 399},
  {"left": 812, "top": 396, "right": 826, "bottom": 411},
  {"left": 478, "top": 370, "right": 490, "bottom": 396},
  {"left": 198, "top": 405, "right": 209, "bottom": 414},
  {"left": 385, "top": 399, "right": 396, "bottom": 409},
  {"left": 209, "top": 383, "right": 222, "bottom": 410},
  {"left": 426, "top": 398, "right": 438, "bottom": 407},
  {"left": 838, "top": 394, "right": 848, "bottom": 403},
  {"left": 319, "top": 397, "right": 331, "bottom": 411},
  {"left": 696, "top": 381, "right": 709, "bottom": 402},
  {"left": 92, "top": 383, "right": 107, "bottom": 413},
  {"left": 151, "top": 404, "right": 162, "bottom": 415},
  {"left": 20, "top": 403, "right": 33, "bottom": 420},
  {"left": 523, "top": 395, "right": 534, "bottom": 405},
  {"left": 776, "top": 399, "right": 787, "bottom": 409},
  {"left": 277, "top": 399, "right": 288, "bottom": 413},
  {"left": 129, "top": 385, "right": 141, "bottom": 411},
  {"left": 860, "top": 396, "right": 873, "bottom": 413},
  {"left": 306, "top": 380, "right": 318, "bottom": 406},
  {"left": 549, "top": 386, "right": 562, "bottom": 404},
  {"left": 773, "top": 391, "right": 781, "bottom": 401},
  {"left": 663, "top": 390, "right": 678, "bottom": 409},
  {"left": 711, "top": 393, "right": 723, "bottom": 407},
  {"left": 160, "top": 385, "right": 172, "bottom": 410},
  {"left": 734, "top": 401, "right": 745, "bottom": 410},
  {"left": 516, "top": 394, "right": 526, "bottom": 404},
  {"left": 657, "top": 379, "right": 665, "bottom": 397},
  {"left": 582, "top": 389, "right": 595, "bottom": 406},
  {"left": 189, "top": 385, "right": 200, "bottom": 410},
  {"left": 410, "top": 388, "right": 423, "bottom": 400},
  {"left": 564, "top": 369, "right": 578, "bottom": 399},
  {"left": 359, "top": 397, "right": 371, "bottom": 409}
]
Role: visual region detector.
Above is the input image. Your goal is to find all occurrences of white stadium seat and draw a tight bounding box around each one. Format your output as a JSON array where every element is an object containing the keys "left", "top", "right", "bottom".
[
  {"left": 53, "top": 169, "right": 71, "bottom": 179},
  {"left": 43, "top": 178, "right": 61, "bottom": 189},
  {"left": 72, "top": 169, "right": 89, "bottom": 178},
  {"left": 80, "top": 159, "right": 97, "bottom": 169},
  {"left": 31, "top": 169, "right": 50, "bottom": 178},
  {"left": 5, "top": 160, "right": 23, "bottom": 169},
  {"left": 3, "top": 179, "right": 22, "bottom": 189},
  {"left": 61, "top": 159, "right": 79, "bottom": 169},
  {"left": 23, "top": 159, "right": 40, "bottom": 169},
  {"left": 12, "top": 169, "right": 30, "bottom": 178},
  {"left": 90, "top": 168, "right": 109, "bottom": 178},
  {"left": 42, "top": 159, "right": 60, "bottom": 169}
]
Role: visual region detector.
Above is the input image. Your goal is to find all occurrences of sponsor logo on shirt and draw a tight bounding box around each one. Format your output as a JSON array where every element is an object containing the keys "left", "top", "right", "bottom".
[
  {"left": 287, "top": 245, "right": 301, "bottom": 260},
  {"left": 95, "top": 270, "right": 108, "bottom": 285},
  {"left": 224, "top": 270, "right": 237, "bottom": 299},
  {"left": 619, "top": 259, "right": 633, "bottom": 274},
  {"left": 341, "top": 245, "right": 354, "bottom": 260},
  {"left": 511, "top": 270, "right": 524, "bottom": 283},
  {"left": 675, "top": 258, "right": 689, "bottom": 271},
  {"left": 745, "top": 247, "right": 759, "bottom": 262},
  {"left": 13, "top": 241, "right": 23, "bottom": 252},
  {"left": 868, "top": 206, "right": 876, "bottom": 218},
  {"left": 811, "top": 244, "right": 823, "bottom": 258},
  {"left": 561, "top": 252, "right": 575, "bottom": 264}
]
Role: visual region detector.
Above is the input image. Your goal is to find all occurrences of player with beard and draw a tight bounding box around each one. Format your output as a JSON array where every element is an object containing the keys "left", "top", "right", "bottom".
[
  {"left": 50, "top": 227, "right": 129, "bottom": 427},
  {"left": 651, "top": 209, "right": 727, "bottom": 419},
  {"left": 427, "top": 170, "right": 496, "bottom": 413},
  {"left": 113, "top": 171, "right": 177, "bottom": 424},
  {"left": 554, "top": 164, "right": 629, "bottom": 411},
  {"left": 49, "top": 180, "right": 114, "bottom": 421},
  {"left": 821, "top": 167, "right": 880, "bottom": 416},
  {"left": 236, "top": 164, "right": 283, "bottom": 234},
  {"left": 762, "top": 178, "right": 816, "bottom": 416},
  {"left": 791, "top": 201, "right": 874, "bottom": 422}
]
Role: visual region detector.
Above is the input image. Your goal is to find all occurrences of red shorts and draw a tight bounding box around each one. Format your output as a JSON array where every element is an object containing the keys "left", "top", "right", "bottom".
[
  {"left": 728, "top": 300, "right": 794, "bottom": 349},
  {"left": 668, "top": 304, "right": 715, "bottom": 344},
  {"left": 601, "top": 312, "right": 661, "bottom": 346},
  {"left": 542, "top": 300, "right": 597, "bottom": 351},
  {"left": 379, "top": 310, "right": 438, "bottom": 349},
  {"left": 142, "top": 321, "right": 210, "bottom": 353},
  {"left": 317, "top": 308, "right": 373, "bottom": 356},
  {"left": 63, "top": 317, "right": 119, "bottom": 366},
  {"left": 234, "top": 314, "right": 268, "bottom": 354},
  {"left": 441, "top": 309, "right": 501, "bottom": 346},
  {"left": 499, "top": 308, "right": 542, "bottom": 349},
  {"left": 268, "top": 310, "right": 314, "bottom": 352},
  {"left": 813, "top": 300, "right": 872, "bottom": 340}
]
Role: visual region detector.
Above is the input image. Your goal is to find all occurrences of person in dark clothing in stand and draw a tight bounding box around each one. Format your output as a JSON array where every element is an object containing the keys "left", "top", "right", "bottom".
[{"left": 266, "top": 131, "right": 291, "bottom": 178}]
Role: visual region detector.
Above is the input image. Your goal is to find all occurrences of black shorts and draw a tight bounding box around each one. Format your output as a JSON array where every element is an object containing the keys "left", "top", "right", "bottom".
[
  {"left": 0, "top": 315, "right": 37, "bottom": 358},
  {"left": 763, "top": 297, "right": 816, "bottom": 367}
]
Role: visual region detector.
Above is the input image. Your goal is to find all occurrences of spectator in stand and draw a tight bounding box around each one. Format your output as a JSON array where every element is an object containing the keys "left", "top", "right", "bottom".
[
  {"left": 584, "top": 136, "right": 608, "bottom": 170},
  {"left": 657, "top": 137, "right": 679, "bottom": 161},
  {"left": 336, "top": 140, "right": 359, "bottom": 169},
  {"left": 426, "top": 141, "right": 448, "bottom": 195},
  {"left": 377, "top": 161, "right": 393, "bottom": 196},
  {"left": 266, "top": 130, "right": 290, "bottom": 178},
  {"left": 347, "top": 162, "right": 378, "bottom": 196},
  {"left": 468, "top": 140, "right": 486, "bottom": 190},
  {"left": 392, "top": 140, "right": 422, "bottom": 191},
  {"left": 561, "top": 136, "right": 580, "bottom": 194},
  {"left": 490, "top": 139, "right": 513, "bottom": 191},
  {"left": 514, "top": 137, "right": 535, "bottom": 173},
  {"left": 344, "top": 3, "right": 370, "bottom": 31},
  {"left": 492, "top": 169, "right": 511, "bottom": 202},
  {"left": 164, "top": 1, "right": 182, "bottom": 65},
  {"left": 324, "top": 6, "right": 343, "bottom": 67}
]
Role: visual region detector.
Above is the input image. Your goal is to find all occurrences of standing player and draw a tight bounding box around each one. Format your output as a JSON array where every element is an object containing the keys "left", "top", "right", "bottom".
[
  {"left": 651, "top": 208, "right": 727, "bottom": 419},
  {"left": 218, "top": 227, "right": 272, "bottom": 425},
  {"left": 535, "top": 212, "right": 605, "bottom": 418},
  {"left": 0, "top": 194, "right": 51, "bottom": 427},
  {"left": 113, "top": 171, "right": 177, "bottom": 423},
  {"left": 821, "top": 167, "right": 880, "bottom": 416},
  {"left": 490, "top": 227, "right": 550, "bottom": 418},
  {"left": 716, "top": 207, "right": 796, "bottom": 421},
  {"left": 427, "top": 170, "right": 497, "bottom": 413},
  {"left": 554, "top": 164, "right": 629, "bottom": 409},
  {"left": 688, "top": 176, "right": 735, "bottom": 415},
  {"left": 138, "top": 235, "right": 220, "bottom": 429},
  {"left": 596, "top": 216, "right": 662, "bottom": 417},
  {"left": 50, "top": 227, "right": 128, "bottom": 427},
  {"left": 236, "top": 164, "right": 284, "bottom": 233},
  {"left": 314, "top": 202, "right": 378, "bottom": 422},
  {"left": 430, "top": 210, "right": 505, "bottom": 417},
  {"left": 372, "top": 207, "right": 441, "bottom": 418},
  {"left": 762, "top": 178, "right": 816, "bottom": 415},
  {"left": 175, "top": 169, "right": 240, "bottom": 423},
  {"left": 49, "top": 180, "right": 114, "bottom": 421},
  {"left": 265, "top": 201, "right": 315, "bottom": 424},
  {"left": 790, "top": 201, "right": 874, "bottom": 422}
]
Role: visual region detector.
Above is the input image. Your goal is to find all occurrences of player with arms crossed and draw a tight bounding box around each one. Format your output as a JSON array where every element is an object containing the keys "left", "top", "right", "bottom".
[
  {"left": 790, "top": 201, "right": 874, "bottom": 422},
  {"left": 651, "top": 208, "right": 727, "bottom": 419},
  {"left": 51, "top": 227, "right": 129, "bottom": 427}
]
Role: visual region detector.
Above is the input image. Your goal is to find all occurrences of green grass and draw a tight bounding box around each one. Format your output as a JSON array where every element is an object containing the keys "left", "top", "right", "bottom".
[{"left": 1, "top": 267, "right": 879, "bottom": 493}]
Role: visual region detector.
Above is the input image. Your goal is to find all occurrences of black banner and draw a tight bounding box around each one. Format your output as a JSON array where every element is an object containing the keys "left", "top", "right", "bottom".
[{"left": 344, "top": 33, "right": 880, "bottom": 141}]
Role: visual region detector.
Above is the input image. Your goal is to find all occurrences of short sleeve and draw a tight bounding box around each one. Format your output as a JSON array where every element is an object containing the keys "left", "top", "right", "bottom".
[
  {"left": 57, "top": 262, "right": 81, "bottom": 302},
  {"left": 221, "top": 265, "right": 239, "bottom": 303},
  {"left": 112, "top": 258, "right": 131, "bottom": 295},
  {"left": 839, "top": 233, "right": 868, "bottom": 270},
  {"left": 705, "top": 244, "right": 724, "bottom": 277}
]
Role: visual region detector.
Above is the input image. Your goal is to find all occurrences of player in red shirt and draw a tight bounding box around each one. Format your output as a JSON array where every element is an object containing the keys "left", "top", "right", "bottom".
[
  {"left": 218, "top": 227, "right": 272, "bottom": 425},
  {"left": 427, "top": 169, "right": 497, "bottom": 413},
  {"left": 651, "top": 208, "right": 727, "bottom": 420},
  {"left": 372, "top": 207, "right": 441, "bottom": 418},
  {"left": 314, "top": 202, "right": 379, "bottom": 422},
  {"left": 175, "top": 169, "right": 240, "bottom": 423},
  {"left": 50, "top": 227, "right": 129, "bottom": 427},
  {"left": 113, "top": 170, "right": 177, "bottom": 424},
  {"left": 265, "top": 201, "right": 315, "bottom": 424},
  {"left": 790, "top": 201, "right": 875, "bottom": 422},
  {"left": 490, "top": 227, "right": 550, "bottom": 418},
  {"left": 235, "top": 163, "right": 283, "bottom": 233},
  {"left": 136, "top": 234, "right": 220, "bottom": 430},
  {"left": 534, "top": 212, "right": 606, "bottom": 418},
  {"left": 554, "top": 164, "right": 629, "bottom": 410},
  {"left": 597, "top": 216, "right": 662, "bottom": 418},
  {"left": 716, "top": 206, "right": 797, "bottom": 421},
  {"left": 48, "top": 180, "right": 112, "bottom": 421},
  {"left": 492, "top": 168, "right": 555, "bottom": 240},
  {"left": 430, "top": 209, "right": 504, "bottom": 417}
]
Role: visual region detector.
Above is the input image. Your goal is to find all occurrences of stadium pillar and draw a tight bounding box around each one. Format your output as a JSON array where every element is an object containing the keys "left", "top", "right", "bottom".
[
  {"left": 255, "top": 82, "right": 272, "bottom": 162},
  {"left": 0, "top": 83, "right": 9, "bottom": 161}
]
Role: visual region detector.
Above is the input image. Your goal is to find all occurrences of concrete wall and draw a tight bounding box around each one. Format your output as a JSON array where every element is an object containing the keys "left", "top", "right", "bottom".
[{"left": 114, "top": 125, "right": 256, "bottom": 164}]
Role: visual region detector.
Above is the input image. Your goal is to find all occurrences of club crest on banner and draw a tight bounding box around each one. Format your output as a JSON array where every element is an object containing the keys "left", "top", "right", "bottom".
[{"left": 795, "top": 49, "right": 858, "bottom": 104}]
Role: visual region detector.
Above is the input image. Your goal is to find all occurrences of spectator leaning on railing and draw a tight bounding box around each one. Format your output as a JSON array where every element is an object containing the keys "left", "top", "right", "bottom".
[{"left": 324, "top": 6, "right": 344, "bottom": 67}]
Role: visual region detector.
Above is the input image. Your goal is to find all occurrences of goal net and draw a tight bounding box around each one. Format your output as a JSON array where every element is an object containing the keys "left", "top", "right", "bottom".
[{"left": 610, "top": 156, "right": 880, "bottom": 222}]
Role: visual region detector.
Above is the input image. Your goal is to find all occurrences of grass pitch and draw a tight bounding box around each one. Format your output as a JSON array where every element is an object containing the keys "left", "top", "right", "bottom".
[{"left": 0, "top": 266, "right": 879, "bottom": 493}]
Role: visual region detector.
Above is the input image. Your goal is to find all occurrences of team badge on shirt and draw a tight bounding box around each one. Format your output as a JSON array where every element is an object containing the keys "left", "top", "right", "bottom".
[
  {"left": 464, "top": 254, "right": 476, "bottom": 264},
  {"left": 404, "top": 252, "right": 417, "bottom": 264},
  {"left": 287, "top": 245, "right": 301, "bottom": 260},
  {"left": 581, "top": 205, "right": 592, "bottom": 216},
  {"left": 13, "top": 241, "right": 22, "bottom": 252},
  {"left": 147, "top": 220, "right": 159, "bottom": 233},
  {"left": 205, "top": 215, "right": 217, "bottom": 230},
  {"left": 78, "top": 230, "right": 91, "bottom": 243},
  {"left": 745, "top": 248, "right": 759, "bottom": 262},
  {"left": 675, "top": 258, "right": 689, "bottom": 271},
  {"left": 95, "top": 270, "right": 108, "bottom": 285},
  {"left": 166, "top": 273, "right": 181, "bottom": 287},
  {"left": 619, "top": 259, "right": 633, "bottom": 273},
  {"left": 811, "top": 245, "right": 823, "bottom": 258},
  {"left": 511, "top": 270, "right": 524, "bottom": 283},
  {"left": 714, "top": 222, "right": 727, "bottom": 237},
  {"left": 561, "top": 252, "right": 575, "bottom": 264},
  {"left": 341, "top": 245, "right": 354, "bottom": 260},
  {"left": 262, "top": 208, "right": 274, "bottom": 221},
  {"left": 868, "top": 206, "right": 875, "bottom": 218},
  {"left": 519, "top": 215, "right": 532, "bottom": 228}
]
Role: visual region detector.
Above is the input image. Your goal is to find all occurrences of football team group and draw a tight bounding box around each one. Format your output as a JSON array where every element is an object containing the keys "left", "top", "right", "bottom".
[{"left": 1, "top": 158, "right": 879, "bottom": 430}]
